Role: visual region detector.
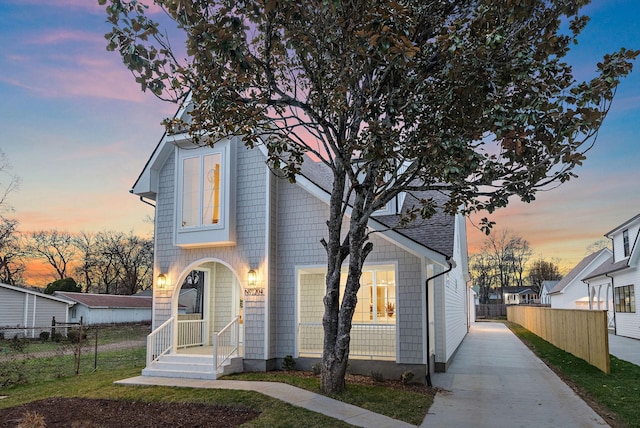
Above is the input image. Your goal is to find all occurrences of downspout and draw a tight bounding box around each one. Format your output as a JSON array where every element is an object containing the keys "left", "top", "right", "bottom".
[{"left": 424, "top": 257, "right": 454, "bottom": 387}]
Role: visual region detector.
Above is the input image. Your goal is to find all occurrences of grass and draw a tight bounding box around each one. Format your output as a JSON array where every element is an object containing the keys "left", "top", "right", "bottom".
[
  {"left": 226, "top": 371, "right": 432, "bottom": 426},
  {"left": 1, "top": 348, "right": 432, "bottom": 426},
  {"left": 506, "top": 321, "right": 640, "bottom": 428}
]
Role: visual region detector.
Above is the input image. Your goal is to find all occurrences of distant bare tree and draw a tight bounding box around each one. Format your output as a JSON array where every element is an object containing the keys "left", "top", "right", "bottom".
[
  {"left": 481, "top": 229, "right": 532, "bottom": 301},
  {"left": 586, "top": 239, "right": 610, "bottom": 255},
  {"left": 528, "top": 258, "right": 562, "bottom": 296},
  {"left": 101, "top": 231, "right": 153, "bottom": 295},
  {"left": 26, "top": 230, "right": 77, "bottom": 281},
  {"left": 73, "top": 231, "right": 99, "bottom": 292},
  {"left": 0, "top": 149, "right": 20, "bottom": 213},
  {"left": 0, "top": 217, "right": 25, "bottom": 285},
  {"left": 470, "top": 252, "right": 495, "bottom": 304}
]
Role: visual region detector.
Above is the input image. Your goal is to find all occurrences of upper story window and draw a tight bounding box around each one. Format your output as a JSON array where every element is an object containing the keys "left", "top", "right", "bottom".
[
  {"left": 623, "top": 229, "right": 630, "bottom": 257},
  {"left": 175, "top": 140, "right": 236, "bottom": 247},
  {"left": 181, "top": 153, "right": 222, "bottom": 228}
]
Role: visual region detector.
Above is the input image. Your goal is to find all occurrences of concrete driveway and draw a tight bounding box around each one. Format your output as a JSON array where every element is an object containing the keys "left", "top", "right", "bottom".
[{"left": 421, "top": 322, "right": 608, "bottom": 428}]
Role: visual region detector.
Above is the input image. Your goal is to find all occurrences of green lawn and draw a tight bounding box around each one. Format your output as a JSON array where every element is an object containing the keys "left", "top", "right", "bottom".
[
  {"left": 1, "top": 349, "right": 433, "bottom": 426},
  {"left": 507, "top": 321, "right": 640, "bottom": 428}
]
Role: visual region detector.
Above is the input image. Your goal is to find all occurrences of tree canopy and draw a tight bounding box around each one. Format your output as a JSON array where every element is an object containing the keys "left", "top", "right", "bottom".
[{"left": 102, "top": 0, "right": 638, "bottom": 392}]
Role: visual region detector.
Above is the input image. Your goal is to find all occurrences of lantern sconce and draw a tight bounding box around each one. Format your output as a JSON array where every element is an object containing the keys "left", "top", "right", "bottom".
[
  {"left": 247, "top": 269, "right": 257, "bottom": 287},
  {"left": 244, "top": 269, "right": 263, "bottom": 296},
  {"left": 157, "top": 273, "right": 167, "bottom": 289}
]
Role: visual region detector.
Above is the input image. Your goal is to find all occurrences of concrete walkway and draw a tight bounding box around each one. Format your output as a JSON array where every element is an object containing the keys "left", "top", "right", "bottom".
[
  {"left": 608, "top": 333, "right": 640, "bottom": 366},
  {"left": 115, "top": 376, "right": 414, "bottom": 428},
  {"left": 421, "top": 322, "right": 608, "bottom": 428}
]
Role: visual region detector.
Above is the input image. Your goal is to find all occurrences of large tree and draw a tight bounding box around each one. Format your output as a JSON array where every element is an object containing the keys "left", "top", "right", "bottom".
[
  {"left": 26, "top": 230, "right": 77, "bottom": 281},
  {"left": 528, "top": 258, "right": 562, "bottom": 296},
  {"left": 102, "top": 0, "right": 637, "bottom": 392}
]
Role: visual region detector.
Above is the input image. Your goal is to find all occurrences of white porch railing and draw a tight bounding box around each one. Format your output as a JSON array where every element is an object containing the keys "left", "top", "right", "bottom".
[
  {"left": 607, "top": 310, "right": 615, "bottom": 329},
  {"left": 214, "top": 316, "right": 240, "bottom": 370},
  {"left": 177, "top": 319, "right": 205, "bottom": 348},
  {"left": 298, "top": 322, "right": 396, "bottom": 359},
  {"left": 147, "top": 316, "right": 174, "bottom": 366}
]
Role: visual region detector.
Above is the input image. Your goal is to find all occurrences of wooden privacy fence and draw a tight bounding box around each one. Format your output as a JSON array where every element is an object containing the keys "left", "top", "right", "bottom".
[{"left": 507, "top": 306, "right": 610, "bottom": 373}]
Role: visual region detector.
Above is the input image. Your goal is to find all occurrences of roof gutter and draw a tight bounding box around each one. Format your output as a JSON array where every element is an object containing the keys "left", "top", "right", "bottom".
[
  {"left": 424, "top": 257, "right": 455, "bottom": 387},
  {"left": 130, "top": 190, "right": 156, "bottom": 208}
]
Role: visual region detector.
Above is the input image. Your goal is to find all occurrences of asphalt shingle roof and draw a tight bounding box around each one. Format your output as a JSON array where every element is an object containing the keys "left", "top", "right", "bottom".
[
  {"left": 298, "top": 158, "right": 456, "bottom": 258},
  {"left": 55, "top": 292, "right": 152, "bottom": 309},
  {"left": 548, "top": 248, "right": 610, "bottom": 294}
]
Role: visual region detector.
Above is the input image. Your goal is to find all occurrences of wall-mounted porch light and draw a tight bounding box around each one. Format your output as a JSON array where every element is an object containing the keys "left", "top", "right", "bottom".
[
  {"left": 157, "top": 273, "right": 167, "bottom": 289},
  {"left": 244, "top": 269, "right": 264, "bottom": 296},
  {"left": 247, "top": 269, "right": 257, "bottom": 287}
]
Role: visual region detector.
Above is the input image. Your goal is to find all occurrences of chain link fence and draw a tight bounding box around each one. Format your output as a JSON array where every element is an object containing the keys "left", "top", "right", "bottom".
[{"left": 0, "top": 322, "right": 150, "bottom": 388}]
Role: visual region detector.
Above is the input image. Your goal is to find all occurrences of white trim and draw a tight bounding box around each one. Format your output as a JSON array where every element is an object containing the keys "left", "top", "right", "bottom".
[
  {"left": 263, "top": 166, "right": 271, "bottom": 360},
  {"left": 420, "top": 256, "right": 428, "bottom": 365}
]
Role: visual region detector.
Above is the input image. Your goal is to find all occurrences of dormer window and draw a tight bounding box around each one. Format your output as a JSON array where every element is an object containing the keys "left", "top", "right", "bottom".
[
  {"left": 623, "top": 229, "right": 630, "bottom": 257},
  {"left": 175, "top": 140, "right": 236, "bottom": 247}
]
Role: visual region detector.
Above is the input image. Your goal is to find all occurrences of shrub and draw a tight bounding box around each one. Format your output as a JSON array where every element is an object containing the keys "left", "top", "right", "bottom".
[
  {"left": 282, "top": 355, "right": 296, "bottom": 371},
  {"left": 0, "top": 360, "right": 29, "bottom": 388},
  {"left": 39, "top": 331, "right": 50, "bottom": 341},
  {"left": 67, "top": 330, "right": 86, "bottom": 343},
  {"left": 312, "top": 363, "right": 322, "bottom": 375},
  {"left": 52, "top": 332, "right": 63, "bottom": 342},
  {"left": 17, "top": 411, "right": 45, "bottom": 428},
  {"left": 401, "top": 370, "right": 415, "bottom": 385},
  {"left": 370, "top": 371, "right": 384, "bottom": 382},
  {"left": 9, "top": 335, "right": 27, "bottom": 352}
]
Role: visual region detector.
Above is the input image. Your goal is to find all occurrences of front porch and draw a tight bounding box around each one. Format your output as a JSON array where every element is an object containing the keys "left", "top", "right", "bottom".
[{"left": 142, "top": 315, "right": 243, "bottom": 380}]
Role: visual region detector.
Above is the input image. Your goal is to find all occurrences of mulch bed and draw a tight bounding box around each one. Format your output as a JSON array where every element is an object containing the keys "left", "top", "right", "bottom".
[{"left": 0, "top": 398, "right": 260, "bottom": 428}]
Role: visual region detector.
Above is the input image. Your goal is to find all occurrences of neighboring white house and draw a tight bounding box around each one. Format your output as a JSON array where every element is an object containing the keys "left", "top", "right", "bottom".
[
  {"left": 548, "top": 248, "right": 612, "bottom": 312},
  {"left": 583, "top": 213, "right": 640, "bottom": 339},
  {"left": 0, "top": 283, "right": 74, "bottom": 338},
  {"left": 539, "top": 280, "right": 560, "bottom": 305},
  {"left": 503, "top": 286, "right": 538, "bottom": 304},
  {"left": 129, "top": 103, "right": 472, "bottom": 381},
  {"left": 54, "top": 292, "right": 153, "bottom": 325}
]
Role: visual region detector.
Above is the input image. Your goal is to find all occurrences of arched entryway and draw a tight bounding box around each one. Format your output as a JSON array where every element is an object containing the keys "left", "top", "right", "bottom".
[{"left": 172, "top": 260, "right": 243, "bottom": 356}]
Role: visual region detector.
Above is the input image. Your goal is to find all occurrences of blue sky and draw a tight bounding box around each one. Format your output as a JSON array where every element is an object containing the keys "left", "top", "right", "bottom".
[{"left": 0, "top": 0, "right": 639, "bottom": 275}]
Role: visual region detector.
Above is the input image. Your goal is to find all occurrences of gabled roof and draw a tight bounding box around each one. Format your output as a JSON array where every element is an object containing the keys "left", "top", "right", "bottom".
[
  {"left": 582, "top": 257, "right": 629, "bottom": 281},
  {"left": 0, "top": 283, "right": 74, "bottom": 305},
  {"left": 541, "top": 280, "right": 560, "bottom": 293},
  {"left": 296, "top": 157, "right": 456, "bottom": 259},
  {"left": 604, "top": 212, "right": 640, "bottom": 237},
  {"left": 548, "top": 248, "right": 611, "bottom": 294},
  {"left": 54, "top": 292, "right": 152, "bottom": 309}
]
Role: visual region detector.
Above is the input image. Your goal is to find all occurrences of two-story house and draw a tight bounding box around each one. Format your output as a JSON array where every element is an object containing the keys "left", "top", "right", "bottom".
[
  {"left": 131, "top": 103, "right": 472, "bottom": 381},
  {"left": 583, "top": 213, "right": 640, "bottom": 339}
]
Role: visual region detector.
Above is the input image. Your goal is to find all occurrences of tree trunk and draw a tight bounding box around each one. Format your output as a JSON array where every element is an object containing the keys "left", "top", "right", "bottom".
[{"left": 320, "top": 167, "right": 374, "bottom": 394}]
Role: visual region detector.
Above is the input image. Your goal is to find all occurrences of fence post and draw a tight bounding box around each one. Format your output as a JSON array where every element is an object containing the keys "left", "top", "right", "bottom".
[
  {"left": 51, "top": 316, "right": 56, "bottom": 342},
  {"left": 94, "top": 327, "right": 98, "bottom": 371},
  {"left": 75, "top": 318, "right": 83, "bottom": 375}
]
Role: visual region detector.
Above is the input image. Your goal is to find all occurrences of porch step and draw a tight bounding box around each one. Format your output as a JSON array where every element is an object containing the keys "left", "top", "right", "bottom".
[{"left": 141, "top": 354, "right": 242, "bottom": 380}]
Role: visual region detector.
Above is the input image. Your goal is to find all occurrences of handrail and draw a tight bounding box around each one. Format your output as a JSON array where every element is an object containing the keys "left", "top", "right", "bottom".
[
  {"left": 213, "top": 316, "right": 240, "bottom": 370},
  {"left": 147, "top": 316, "right": 174, "bottom": 366}
]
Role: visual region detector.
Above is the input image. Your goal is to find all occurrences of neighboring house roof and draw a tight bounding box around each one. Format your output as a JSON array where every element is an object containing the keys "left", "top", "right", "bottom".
[
  {"left": 503, "top": 286, "right": 536, "bottom": 294},
  {"left": 54, "top": 292, "right": 152, "bottom": 309},
  {"left": 548, "top": 248, "right": 611, "bottom": 294},
  {"left": 0, "top": 282, "right": 74, "bottom": 305},
  {"left": 541, "top": 280, "right": 560, "bottom": 294}
]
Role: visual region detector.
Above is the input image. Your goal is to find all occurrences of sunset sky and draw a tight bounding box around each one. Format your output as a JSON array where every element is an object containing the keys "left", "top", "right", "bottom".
[{"left": 0, "top": 0, "right": 639, "bottom": 284}]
